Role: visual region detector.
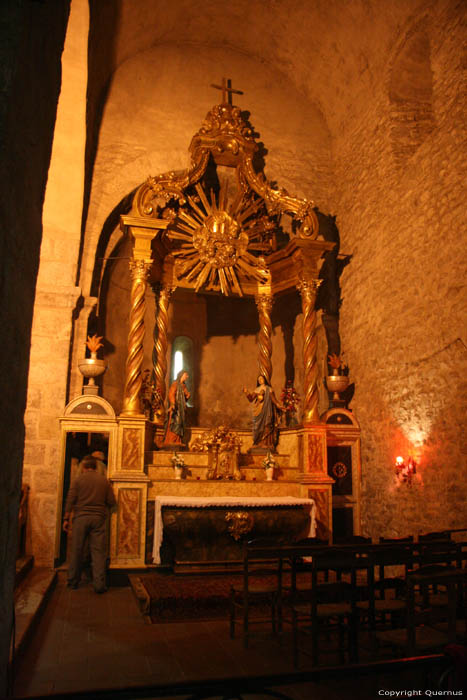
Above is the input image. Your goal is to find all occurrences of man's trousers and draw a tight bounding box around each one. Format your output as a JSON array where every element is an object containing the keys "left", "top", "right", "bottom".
[{"left": 68, "top": 513, "right": 107, "bottom": 592}]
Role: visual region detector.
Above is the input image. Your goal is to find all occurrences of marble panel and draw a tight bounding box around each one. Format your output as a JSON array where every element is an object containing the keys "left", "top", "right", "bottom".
[
  {"left": 308, "top": 488, "right": 330, "bottom": 541},
  {"left": 121, "top": 428, "right": 140, "bottom": 470},
  {"left": 116, "top": 488, "right": 141, "bottom": 557}
]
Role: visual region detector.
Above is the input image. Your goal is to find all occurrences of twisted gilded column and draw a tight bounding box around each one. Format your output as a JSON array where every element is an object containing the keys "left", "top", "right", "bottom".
[
  {"left": 297, "top": 277, "right": 322, "bottom": 424},
  {"left": 255, "top": 293, "right": 273, "bottom": 384},
  {"left": 121, "top": 259, "right": 152, "bottom": 416},
  {"left": 151, "top": 283, "right": 175, "bottom": 424}
]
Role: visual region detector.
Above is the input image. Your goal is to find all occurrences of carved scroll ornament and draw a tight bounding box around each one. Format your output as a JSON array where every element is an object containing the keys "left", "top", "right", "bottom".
[{"left": 128, "top": 101, "right": 319, "bottom": 297}]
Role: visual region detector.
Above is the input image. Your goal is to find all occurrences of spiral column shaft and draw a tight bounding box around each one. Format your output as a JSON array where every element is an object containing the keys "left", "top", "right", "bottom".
[
  {"left": 121, "top": 260, "right": 151, "bottom": 416},
  {"left": 255, "top": 294, "right": 273, "bottom": 384},
  {"left": 298, "top": 278, "right": 322, "bottom": 424},
  {"left": 152, "top": 284, "right": 174, "bottom": 424}
]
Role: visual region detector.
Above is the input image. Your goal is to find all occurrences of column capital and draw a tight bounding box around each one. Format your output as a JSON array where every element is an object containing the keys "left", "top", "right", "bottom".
[
  {"left": 254, "top": 292, "right": 273, "bottom": 312},
  {"left": 297, "top": 277, "right": 322, "bottom": 299},
  {"left": 129, "top": 259, "right": 152, "bottom": 280}
]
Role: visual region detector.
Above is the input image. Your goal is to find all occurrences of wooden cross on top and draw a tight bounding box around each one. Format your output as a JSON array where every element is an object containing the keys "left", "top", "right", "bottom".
[{"left": 210, "top": 77, "right": 243, "bottom": 105}]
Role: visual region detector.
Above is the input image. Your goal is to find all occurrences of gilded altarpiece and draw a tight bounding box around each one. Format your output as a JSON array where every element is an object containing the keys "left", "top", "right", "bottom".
[{"left": 110, "top": 85, "right": 358, "bottom": 566}]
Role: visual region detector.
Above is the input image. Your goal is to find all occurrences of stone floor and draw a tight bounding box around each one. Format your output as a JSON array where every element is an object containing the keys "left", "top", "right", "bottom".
[{"left": 12, "top": 574, "right": 449, "bottom": 700}]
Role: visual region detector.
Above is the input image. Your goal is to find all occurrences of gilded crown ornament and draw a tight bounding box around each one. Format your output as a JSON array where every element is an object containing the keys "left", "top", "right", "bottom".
[{"left": 130, "top": 77, "right": 319, "bottom": 297}]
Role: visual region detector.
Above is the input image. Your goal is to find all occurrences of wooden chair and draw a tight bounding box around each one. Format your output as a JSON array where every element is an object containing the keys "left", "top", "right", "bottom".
[
  {"left": 416, "top": 540, "right": 460, "bottom": 568},
  {"left": 286, "top": 547, "right": 374, "bottom": 667},
  {"left": 376, "top": 537, "right": 414, "bottom": 598},
  {"left": 356, "top": 545, "right": 413, "bottom": 633},
  {"left": 419, "top": 531, "right": 452, "bottom": 542},
  {"left": 287, "top": 536, "right": 329, "bottom": 575},
  {"left": 277, "top": 538, "right": 330, "bottom": 607},
  {"left": 334, "top": 535, "right": 372, "bottom": 546},
  {"left": 229, "top": 538, "right": 284, "bottom": 648},
  {"left": 375, "top": 567, "right": 467, "bottom": 656}
]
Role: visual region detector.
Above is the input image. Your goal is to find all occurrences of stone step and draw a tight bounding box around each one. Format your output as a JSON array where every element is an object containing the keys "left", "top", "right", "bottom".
[
  {"left": 147, "top": 450, "right": 290, "bottom": 463},
  {"left": 148, "top": 464, "right": 299, "bottom": 480},
  {"left": 149, "top": 480, "right": 303, "bottom": 499},
  {"left": 146, "top": 451, "right": 292, "bottom": 470},
  {"left": 13, "top": 567, "right": 57, "bottom": 660},
  {"left": 15, "top": 555, "right": 34, "bottom": 588}
]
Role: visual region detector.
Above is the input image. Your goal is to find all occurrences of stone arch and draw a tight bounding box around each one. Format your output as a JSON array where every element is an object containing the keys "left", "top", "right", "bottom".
[{"left": 388, "top": 20, "right": 435, "bottom": 168}]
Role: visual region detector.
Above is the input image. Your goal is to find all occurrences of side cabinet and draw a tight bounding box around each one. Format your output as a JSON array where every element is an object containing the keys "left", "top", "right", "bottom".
[{"left": 322, "top": 408, "right": 362, "bottom": 541}]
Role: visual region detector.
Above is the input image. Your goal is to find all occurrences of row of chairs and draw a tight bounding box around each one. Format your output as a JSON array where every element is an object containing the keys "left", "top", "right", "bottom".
[{"left": 229, "top": 535, "right": 467, "bottom": 667}]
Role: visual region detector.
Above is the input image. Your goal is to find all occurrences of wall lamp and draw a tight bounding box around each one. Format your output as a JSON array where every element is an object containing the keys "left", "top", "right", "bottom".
[{"left": 395, "top": 455, "right": 417, "bottom": 485}]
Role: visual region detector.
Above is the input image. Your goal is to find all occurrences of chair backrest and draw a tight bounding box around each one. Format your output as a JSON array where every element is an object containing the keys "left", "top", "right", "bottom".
[
  {"left": 310, "top": 548, "right": 375, "bottom": 616},
  {"left": 373, "top": 544, "right": 413, "bottom": 566},
  {"left": 311, "top": 547, "right": 373, "bottom": 583},
  {"left": 244, "top": 537, "right": 285, "bottom": 563},
  {"left": 371, "top": 544, "right": 414, "bottom": 595},
  {"left": 334, "top": 535, "right": 372, "bottom": 545},
  {"left": 405, "top": 567, "right": 466, "bottom": 653},
  {"left": 241, "top": 538, "right": 285, "bottom": 594},
  {"left": 416, "top": 540, "right": 460, "bottom": 568},
  {"left": 419, "top": 531, "right": 452, "bottom": 541},
  {"left": 293, "top": 536, "right": 329, "bottom": 547}
]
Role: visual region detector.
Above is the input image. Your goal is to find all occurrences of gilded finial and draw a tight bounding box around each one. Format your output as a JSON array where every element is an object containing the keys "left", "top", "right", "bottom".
[{"left": 210, "top": 77, "right": 244, "bottom": 105}]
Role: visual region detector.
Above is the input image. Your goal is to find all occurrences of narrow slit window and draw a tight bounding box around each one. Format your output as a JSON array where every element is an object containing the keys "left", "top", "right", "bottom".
[
  {"left": 173, "top": 350, "right": 183, "bottom": 380},
  {"left": 170, "top": 336, "right": 194, "bottom": 406}
]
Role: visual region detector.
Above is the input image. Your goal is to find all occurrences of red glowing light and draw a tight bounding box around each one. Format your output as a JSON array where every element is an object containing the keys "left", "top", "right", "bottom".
[{"left": 395, "top": 455, "right": 417, "bottom": 485}]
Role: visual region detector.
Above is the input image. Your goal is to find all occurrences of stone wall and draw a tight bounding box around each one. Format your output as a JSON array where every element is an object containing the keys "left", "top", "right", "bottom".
[
  {"left": 335, "top": 4, "right": 466, "bottom": 537},
  {"left": 0, "top": 0, "right": 70, "bottom": 692},
  {"left": 23, "top": 0, "right": 88, "bottom": 566}
]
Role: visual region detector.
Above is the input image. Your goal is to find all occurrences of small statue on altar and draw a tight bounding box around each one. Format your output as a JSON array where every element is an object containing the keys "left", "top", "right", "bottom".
[
  {"left": 243, "top": 375, "right": 285, "bottom": 451},
  {"left": 141, "top": 369, "right": 163, "bottom": 421},
  {"left": 280, "top": 380, "right": 300, "bottom": 427},
  {"left": 161, "top": 370, "right": 190, "bottom": 447},
  {"left": 141, "top": 370, "right": 154, "bottom": 419}
]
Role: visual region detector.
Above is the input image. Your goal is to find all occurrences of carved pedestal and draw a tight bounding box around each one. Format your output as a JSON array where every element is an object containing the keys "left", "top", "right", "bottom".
[
  {"left": 109, "top": 416, "right": 151, "bottom": 567},
  {"left": 298, "top": 424, "right": 334, "bottom": 542}
]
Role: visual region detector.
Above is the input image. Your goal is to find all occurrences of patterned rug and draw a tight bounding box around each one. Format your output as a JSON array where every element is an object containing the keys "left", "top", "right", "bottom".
[{"left": 129, "top": 571, "right": 292, "bottom": 624}]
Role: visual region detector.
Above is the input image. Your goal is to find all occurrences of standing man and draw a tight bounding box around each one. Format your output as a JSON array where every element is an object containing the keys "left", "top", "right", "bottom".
[{"left": 63, "top": 455, "right": 116, "bottom": 593}]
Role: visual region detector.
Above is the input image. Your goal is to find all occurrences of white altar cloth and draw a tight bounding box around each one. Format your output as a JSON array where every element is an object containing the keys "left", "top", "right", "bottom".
[{"left": 152, "top": 496, "right": 316, "bottom": 564}]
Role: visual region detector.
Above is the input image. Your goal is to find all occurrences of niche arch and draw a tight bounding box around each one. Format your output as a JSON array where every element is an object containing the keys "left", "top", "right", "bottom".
[{"left": 388, "top": 21, "right": 435, "bottom": 168}]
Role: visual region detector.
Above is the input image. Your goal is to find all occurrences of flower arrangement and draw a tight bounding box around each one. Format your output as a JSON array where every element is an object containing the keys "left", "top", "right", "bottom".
[
  {"left": 86, "top": 334, "right": 104, "bottom": 357},
  {"left": 262, "top": 451, "right": 276, "bottom": 470},
  {"left": 141, "top": 370, "right": 164, "bottom": 420},
  {"left": 328, "top": 353, "right": 348, "bottom": 376},
  {"left": 280, "top": 381, "right": 300, "bottom": 413}
]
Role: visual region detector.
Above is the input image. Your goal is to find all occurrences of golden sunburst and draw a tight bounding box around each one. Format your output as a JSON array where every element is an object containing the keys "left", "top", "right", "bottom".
[{"left": 167, "top": 181, "right": 270, "bottom": 296}]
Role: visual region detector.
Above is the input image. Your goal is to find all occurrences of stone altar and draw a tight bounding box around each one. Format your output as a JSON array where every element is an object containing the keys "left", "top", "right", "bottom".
[{"left": 152, "top": 495, "right": 316, "bottom": 570}]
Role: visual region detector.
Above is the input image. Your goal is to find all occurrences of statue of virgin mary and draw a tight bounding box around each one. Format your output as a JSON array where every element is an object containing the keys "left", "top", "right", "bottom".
[{"left": 243, "top": 375, "right": 285, "bottom": 451}]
